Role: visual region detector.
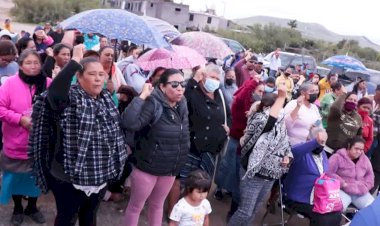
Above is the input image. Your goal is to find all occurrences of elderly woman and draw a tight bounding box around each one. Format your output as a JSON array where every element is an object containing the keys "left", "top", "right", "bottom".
[
  {"left": 327, "top": 137, "right": 374, "bottom": 210},
  {"left": 284, "top": 129, "right": 341, "bottom": 226},
  {"left": 0, "top": 49, "right": 51, "bottom": 225},
  {"left": 29, "top": 44, "right": 128, "bottom": 226},
  {"left": 180, "top": 63, "right": 231, "bottom": 179},
  {"left": 284, "top": 82, "right": 322, "bottom": 146},
  {"left": 122, "top": 69, "right": 190, "bottom": 226},
  {"left": 326, "top": 92, "right": 362, "bottom": 154},
  {"left": 228, "top": 85, "right": 293, "bottom": 226}
]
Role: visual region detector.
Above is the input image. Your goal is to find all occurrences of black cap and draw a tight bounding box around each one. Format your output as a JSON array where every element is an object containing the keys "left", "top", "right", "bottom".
[{"left": 376, "top": 84, "right": 380, "bottom": 91}]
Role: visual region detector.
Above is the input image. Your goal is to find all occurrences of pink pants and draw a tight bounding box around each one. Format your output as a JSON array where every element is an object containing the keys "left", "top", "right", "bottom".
[{"left": 124, "top": 167, "right": 175, "bottom": 226}]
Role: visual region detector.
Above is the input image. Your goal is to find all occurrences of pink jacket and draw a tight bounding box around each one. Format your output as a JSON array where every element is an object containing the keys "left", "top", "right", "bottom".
[
  {"left": 327, "top": 148, "right": 374, "bottom": 195},
  {"left": 0, "top": 74, "right": 51, "bottom": 160}
]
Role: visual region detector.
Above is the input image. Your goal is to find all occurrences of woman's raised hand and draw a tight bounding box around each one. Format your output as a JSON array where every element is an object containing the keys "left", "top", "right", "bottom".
[
  {"left": 139, "top": 83, "right": 154, "bottom": 100},
  {"left": 72, "top": 44, "right": 86, "bottom": 63}
]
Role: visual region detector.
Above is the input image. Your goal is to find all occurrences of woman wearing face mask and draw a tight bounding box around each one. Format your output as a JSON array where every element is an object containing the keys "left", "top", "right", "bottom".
[
  {"left": 284, "top": 128, "right": 342, "bottom": 226},
  {"left": 178, "top": 63, "right": 231, "bottom": 194},
  {"left": 264, "top": 77, "right": 276, "bottom": 94},
  {"left": 325, "top": 92, "right": 362, "bottom": 155},
  {"left": 357, "top": 97, "right": 373, "bottom": 153},
  {"left": 221, "top": 68, "right": 238, "bottom": 108},
  {"left": 284, "top": 82, "right": 322, "bottom": 146}
]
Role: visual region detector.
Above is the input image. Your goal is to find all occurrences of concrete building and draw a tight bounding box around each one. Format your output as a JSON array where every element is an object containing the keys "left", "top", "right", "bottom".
[
  {"left": 121, "top": 0, "right": 231, "bottom": 32},
  {"left": 188, "top": 10, "right": 231, "bottom": 31},
  {"left": 123, "top": 0, "right": 189, "bottom": 31}
]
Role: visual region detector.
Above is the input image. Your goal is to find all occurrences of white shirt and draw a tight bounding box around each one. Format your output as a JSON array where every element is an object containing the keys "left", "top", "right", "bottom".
[
  {"left": 170, "top": 198, "right": 212, "bottom": 226},
  {"left": 284, "top": 100, "right": 322, "bottom": 146},
  {"left": 269, "top": 55, "right": 281, "bottom": 71}
]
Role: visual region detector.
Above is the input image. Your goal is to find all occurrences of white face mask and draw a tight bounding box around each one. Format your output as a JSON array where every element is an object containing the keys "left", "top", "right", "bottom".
[{"left": 203, "top": 78, "right": 220, "bottom": 93}]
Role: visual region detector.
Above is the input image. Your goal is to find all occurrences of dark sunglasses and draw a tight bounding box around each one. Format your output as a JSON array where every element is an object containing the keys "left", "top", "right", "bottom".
[{"left": 166, "top": 81, "right": 186, "bottom": 88}]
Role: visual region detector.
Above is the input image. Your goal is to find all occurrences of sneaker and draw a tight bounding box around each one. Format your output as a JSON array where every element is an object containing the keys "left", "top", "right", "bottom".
[
  {"left": 24, "top": 209, "right": 46, "bottom": 224},
  {"left": 11, "top": 213, "right": 24, "bottom": 226},
  {"left": 213, "top": 189, "right": 224, "bottom": 200}
]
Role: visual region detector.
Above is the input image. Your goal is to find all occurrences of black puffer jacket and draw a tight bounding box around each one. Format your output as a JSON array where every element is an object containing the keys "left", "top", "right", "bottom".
[{"left": 121, "top": 89, "right": 190, "bottom": 176}]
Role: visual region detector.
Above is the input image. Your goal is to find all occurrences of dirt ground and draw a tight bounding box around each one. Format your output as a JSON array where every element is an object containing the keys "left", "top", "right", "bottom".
[{"left": 0, "top": 1, "right": 312, "bottom": 225}]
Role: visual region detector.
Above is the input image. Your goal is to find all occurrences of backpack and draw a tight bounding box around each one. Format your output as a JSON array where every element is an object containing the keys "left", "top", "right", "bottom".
[
  {"left": 131, "top": 98, "right": 163, "bottom": 152},
  {"left": 312, "top": 173, "right": 343, "bottom": 214}
]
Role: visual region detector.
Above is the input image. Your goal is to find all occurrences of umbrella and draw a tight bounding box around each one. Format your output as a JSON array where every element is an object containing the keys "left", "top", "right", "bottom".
[
  {"left": 322, "top": 55, "right": 367, "bottom": 71},
  {"left": 60, "top": 9, "right": 170, "bottom": 48},
  {"left": 172, "top": 45, "right": 207, "bottom": 68},
  {"left": 344, "top": 69, "right": 372, "bottom": 81},
  {"left": 350, "top": 196, "right": 380, "bottom": 226},
  {"left": 141, "top": 16, "right": 180, "bottom": 41},
  {"left": 171, "top": 31, "right": 233, "bottom": 59},
  {"left": 136, "top": 45, "right": 206, "bottom": 70}
]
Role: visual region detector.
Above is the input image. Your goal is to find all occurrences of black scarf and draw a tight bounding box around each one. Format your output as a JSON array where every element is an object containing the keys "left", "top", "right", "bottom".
[{"left": 18, "top": 70, "right": 47, "bottom": 102}]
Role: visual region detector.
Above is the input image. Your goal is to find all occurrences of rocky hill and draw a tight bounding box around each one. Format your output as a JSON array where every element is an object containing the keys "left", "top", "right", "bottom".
[{"left": 234, "top": 15, "right": 380, "bottom": 52}]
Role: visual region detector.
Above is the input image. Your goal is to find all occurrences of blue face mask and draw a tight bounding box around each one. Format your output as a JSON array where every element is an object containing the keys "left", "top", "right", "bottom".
[
  {"left": 264, "top": 85, "right": 275, "bottom": 93},
  {"left": 203, "top": 78, "right": 220, "bottom": 93}
]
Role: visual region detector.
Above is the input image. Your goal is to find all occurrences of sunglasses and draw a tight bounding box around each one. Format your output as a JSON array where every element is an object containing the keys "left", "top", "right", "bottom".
[{"left": 166, "top": 81, "right": 186, "bottom": 88}]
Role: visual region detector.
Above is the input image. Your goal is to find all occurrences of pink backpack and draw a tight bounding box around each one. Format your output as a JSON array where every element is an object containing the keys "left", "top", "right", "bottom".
[{"left": 312, "top": 174, "right": 343, "bottom": 214}]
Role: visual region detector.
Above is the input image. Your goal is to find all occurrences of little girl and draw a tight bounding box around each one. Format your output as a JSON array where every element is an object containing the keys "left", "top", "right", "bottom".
[{"left": 169, "top": 170, "right": 212, "bottom": 226}]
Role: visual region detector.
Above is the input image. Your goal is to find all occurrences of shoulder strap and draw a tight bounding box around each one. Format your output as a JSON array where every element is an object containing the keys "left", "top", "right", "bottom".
[
  {"left": 218, "top": 89, "right": 227, "bottom": 125},
  {"left": 150, "top": 98, "right": 163, "bottom": 126}
]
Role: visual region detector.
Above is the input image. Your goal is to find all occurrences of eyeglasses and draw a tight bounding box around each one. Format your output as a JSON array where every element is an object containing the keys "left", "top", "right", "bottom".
[{"left": 166, "top": 81, "right": 186, "bottom": 88}]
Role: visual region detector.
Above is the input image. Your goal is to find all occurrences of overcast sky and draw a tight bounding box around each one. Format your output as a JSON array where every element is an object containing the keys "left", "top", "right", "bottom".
[{"left": 174, "top": 0, "right": 380, "bottom": 45}]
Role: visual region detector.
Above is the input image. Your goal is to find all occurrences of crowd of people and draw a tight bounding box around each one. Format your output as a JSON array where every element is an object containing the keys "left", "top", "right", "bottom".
[{"left": 0, "top": 19, "right": 379, "bottom": 226}]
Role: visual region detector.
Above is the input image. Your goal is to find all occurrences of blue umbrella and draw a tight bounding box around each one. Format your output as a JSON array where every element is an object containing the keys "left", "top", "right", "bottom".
[
  {"left": 350, "top": 196, "right": 380, "bottom": 226},
  {"left": 322, "top": 55, "right": 367, "bottom": 71},
  {"left": 141, "top": 16, "right": 180, "bottom": 41},
  {"left": 60, "top": 9, "right": 170, "bottom": 48}
]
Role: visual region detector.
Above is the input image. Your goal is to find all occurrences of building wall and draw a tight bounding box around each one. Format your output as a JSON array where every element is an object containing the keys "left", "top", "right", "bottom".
[
  {"left": 188, "top": 13, "right": 230, "bottom": 31},
  {"left": 155, "top": 2, "right": 189, "bottom": 31},
  {"left": 123, "top": 0, "right": 228, "bottom": 32}
]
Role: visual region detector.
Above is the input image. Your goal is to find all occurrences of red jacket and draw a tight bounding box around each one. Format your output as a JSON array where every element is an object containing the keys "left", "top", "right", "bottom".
[
  {"left": 230, "top": 78, "right": 258, "bottom": 141},
  {"left": 359, "top": 110, "right": 374, "bottom": 153}
]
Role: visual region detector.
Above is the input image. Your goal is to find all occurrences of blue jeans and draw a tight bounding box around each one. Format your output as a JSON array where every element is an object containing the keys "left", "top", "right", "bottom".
[
  {"left": 340, "top": 190, "right": 374, "bottom": 211},
  {"left": 269, "top": 70, "right": 277, "bottom": 78},
  {"left": 227, "top": 168, "right": 275, "bottom": 226},
  {"left": 214, "top": 137, "right": 240, "bottom": 203}
]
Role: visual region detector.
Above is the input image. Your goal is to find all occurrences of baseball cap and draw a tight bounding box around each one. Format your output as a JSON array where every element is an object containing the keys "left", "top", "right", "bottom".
[
  {"left": 0, "top": 29, "right": 17, "bottom": 40},
  {"left": 34, "top": 26, "right": 44, "bottom": 33}
]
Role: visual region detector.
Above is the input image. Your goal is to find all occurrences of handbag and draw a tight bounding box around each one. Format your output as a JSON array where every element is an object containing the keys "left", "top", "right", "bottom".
[
  {"left": 218, "top": 89, "right": 230, "bottom": 157},
  {"left": 312, "top": 173, "right": 343, "bottom": 214}
]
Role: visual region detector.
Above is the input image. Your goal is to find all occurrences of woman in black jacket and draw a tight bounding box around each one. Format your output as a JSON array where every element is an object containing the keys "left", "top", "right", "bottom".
[{"left": 121, "top": 69, "right": 190, "bottom": 226}]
